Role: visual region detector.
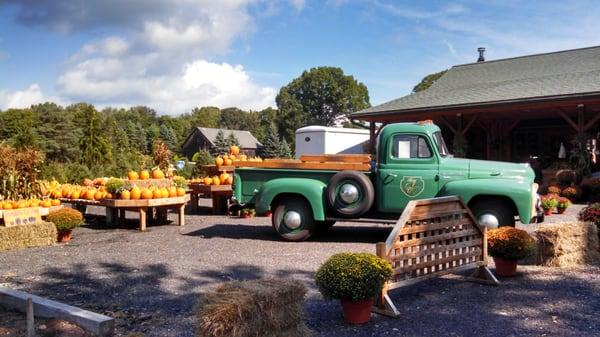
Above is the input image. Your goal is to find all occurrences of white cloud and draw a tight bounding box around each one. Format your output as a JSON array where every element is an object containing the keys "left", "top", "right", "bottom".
[
  {"left": 443, "top": 39, "right": 457, "bottom": 56},
  {"left": 289, "top": 0, "right": 306, "bottom": 11},
  {"left": 0, "top": 84, "right": 63, "bottom": 110}
]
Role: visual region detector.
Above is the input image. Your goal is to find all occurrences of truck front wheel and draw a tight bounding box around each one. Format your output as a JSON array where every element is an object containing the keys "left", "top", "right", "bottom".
[
  {"left": 469, "top": 199, "right": 515, "bottom": 229},
  {"left": 272, "top": 196, "right": 315, "bottom": 241}
]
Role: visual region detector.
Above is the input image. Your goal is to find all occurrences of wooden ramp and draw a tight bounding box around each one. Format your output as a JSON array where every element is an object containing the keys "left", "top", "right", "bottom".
[{"left": 233, "top": 154, "right": 371, "bottom": 171}]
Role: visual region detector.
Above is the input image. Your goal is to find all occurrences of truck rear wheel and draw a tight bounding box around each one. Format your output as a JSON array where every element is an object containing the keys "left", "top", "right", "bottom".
[
  {"left": 469, "top": 199, "right": 515, "bottom": 229},
  {"left": 326, "top": 170, "right": 374, "bottom": 218},
  {"left": 272, "top": 196, "right": 315, "bottom": 241}
]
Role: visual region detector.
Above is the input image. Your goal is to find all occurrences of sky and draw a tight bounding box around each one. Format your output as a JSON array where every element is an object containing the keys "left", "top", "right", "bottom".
[{"left": 1, "top": 0, "right": 600, "bottom": 115}]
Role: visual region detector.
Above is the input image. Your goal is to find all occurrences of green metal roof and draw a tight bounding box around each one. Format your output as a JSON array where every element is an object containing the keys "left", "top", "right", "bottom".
[{"left": 352, "top": 46, "right": 600, "bottom": 119}]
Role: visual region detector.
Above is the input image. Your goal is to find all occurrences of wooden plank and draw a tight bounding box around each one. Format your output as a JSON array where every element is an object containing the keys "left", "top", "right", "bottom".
[
  {"left": 59, "top": 199, "right": 102, "bottom": 206},
  {"left": 233, "top": 161, "right": 370, "bottom": 171},
  {"left": 388, "top": 239, "right": 482, "bottom": 261},
  {"left": 391, "top": 249, "right": 482, "bottom": 276},
  {"left": 300, "top": 154, "right": 371, "bottom": 163},
  {"left": 101, "top": 195, "right": 189, "bottom": 208},
  {"left": 407, "top": 209, "right": 468, "bottom": 222},
  {"left": 396, "top": 218, "right": 474, "bottom": 235},
  {"left": 390, "top": 228, "right": 480, "bottom": 248},
  {"left": 0, "top": 286, "right": 114, "bottom": 336},
  {"left": 178, "top": 205, "right": 185, "bottom": 226},
  {"left": 139, "top": 208, "right": 147, "bottom": 231},
  {"left": 189, "top": 184, "right": 232, "bottom": 194}
]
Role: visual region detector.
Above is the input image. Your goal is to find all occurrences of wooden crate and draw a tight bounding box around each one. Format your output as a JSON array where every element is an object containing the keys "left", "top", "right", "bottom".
[
  {"left": 202, "top": 165, "right": 235, "bottom": 176},
  {"left": 373, "top": 196, "right": 498, "bottom": 318}
]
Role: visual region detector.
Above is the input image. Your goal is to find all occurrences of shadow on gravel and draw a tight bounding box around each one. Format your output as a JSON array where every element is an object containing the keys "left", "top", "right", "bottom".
[{"left": 185, "top": 224, "right": 391, "bottom": 243}]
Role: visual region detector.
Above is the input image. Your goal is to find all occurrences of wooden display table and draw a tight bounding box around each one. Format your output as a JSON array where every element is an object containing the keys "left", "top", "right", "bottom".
[
  {"left": 202, "top": 165, "right": 235, "bottom": 176},
  {"left": 61, "top": 195, "right": 190, "bottom": 231},
  {"left": 189, "top": 183, "right": 232, "bottom": 215}
]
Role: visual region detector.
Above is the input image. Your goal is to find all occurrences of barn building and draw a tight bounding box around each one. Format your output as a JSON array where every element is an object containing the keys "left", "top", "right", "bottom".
[{"left": 182, "top": 127, "right": 261, "bottom": 159}]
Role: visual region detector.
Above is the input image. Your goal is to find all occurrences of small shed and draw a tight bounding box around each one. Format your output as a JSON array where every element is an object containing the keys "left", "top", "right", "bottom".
[{"left": 182, "top": 127, "right": 262, "bottom": 159}]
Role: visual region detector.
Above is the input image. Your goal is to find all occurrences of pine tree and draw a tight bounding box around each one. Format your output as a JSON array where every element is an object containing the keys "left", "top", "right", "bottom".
[
  {"left": 278, "top": 139, "right": 293, "bottom": 158},
  {"left": 226, "top": 132, "right": 239, "bottom": 147},
  {"left": 212, "top": 130, "right": 229, "bottom": 156},
  {"left": 77, "top": 105, "right": 112, "bottom": 166},
  {"left": 159, "top": 124, "right": 178, "bottom": 151},
  {"left": 260, "top": 124, "right": 281, "bottom": 158}
]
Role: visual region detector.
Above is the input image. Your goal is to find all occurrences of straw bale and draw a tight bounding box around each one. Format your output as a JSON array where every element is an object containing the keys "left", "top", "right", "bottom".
[
  {"left": 197, "top": 278, "right": 310, "bottom": 337},
  {"left": 534, "top": 221, "right": 600, "bottom": 267},
  {"left": 0, "top": 221, "right": 56, "bottom": 251}
]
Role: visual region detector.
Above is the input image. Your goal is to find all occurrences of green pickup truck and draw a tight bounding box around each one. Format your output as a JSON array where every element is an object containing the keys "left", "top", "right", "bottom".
[{"left": 233, "top": 122, "right": 542, "bottom": 241}]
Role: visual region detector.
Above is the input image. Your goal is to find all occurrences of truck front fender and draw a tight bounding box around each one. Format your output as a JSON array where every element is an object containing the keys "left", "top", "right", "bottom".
[
  {"left": 255, "top": 178, "right": 326, "bottom": 221},
  {"left": 439, "top": 179, "right": 535, "bottom": 224}
]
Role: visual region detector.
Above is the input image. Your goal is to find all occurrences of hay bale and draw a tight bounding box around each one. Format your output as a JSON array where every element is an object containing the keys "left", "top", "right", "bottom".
[
  {"left": 0, "top": 221, "right": 57, "bottom": 251},
  {"left": 534, "top": 221, "right": 600, "bottom": 267},
  {"left": 197, "top": 278, "right": 310, "bottom": 337}
]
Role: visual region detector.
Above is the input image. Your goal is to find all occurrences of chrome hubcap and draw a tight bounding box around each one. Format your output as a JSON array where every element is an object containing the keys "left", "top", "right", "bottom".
[
  {"left": 479, "top": 213, "right": 500, "bottom": 229},
  {"left": 339, "top": 184, "right": 359, "bottom": 204},
  {"left": 283, "top": 211, "right": 302, "bottom": 229}
]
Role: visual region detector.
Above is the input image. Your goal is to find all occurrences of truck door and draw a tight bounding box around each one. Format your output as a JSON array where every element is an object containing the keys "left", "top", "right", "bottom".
[{"left": 376, "top": 133, "right": 440, "bottom": 213}]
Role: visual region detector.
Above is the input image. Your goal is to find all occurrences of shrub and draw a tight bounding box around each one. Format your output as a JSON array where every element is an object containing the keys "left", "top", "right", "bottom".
[
  {"left": 557, "top": 197, "right": 571, "bottom": 209},
  {"left": 487, "top": 227, "right": 536, "bottom": 261},
  {"left": 561, "top": 186, "right": 580, "bottom": 200},
  {"left": 46, "top": 208, "right": 83, "bottom": 233},
  {"left": 105, "top": 178, "right": 126, "bottom": 194},
  {"left": 547, "top": 185, "right": 561, "bottom": 195},
  {"left": 540, "top": 194, "right": 558, "bottom": 210},
  {"left": 578, "top": 203, "right": 600, "bottom": 226},
  {"left": 315, "top": 252, "right": 392, "bottom": 302},
  {"left": 172, "top": 176, "right": 188, "bottom": 189}
]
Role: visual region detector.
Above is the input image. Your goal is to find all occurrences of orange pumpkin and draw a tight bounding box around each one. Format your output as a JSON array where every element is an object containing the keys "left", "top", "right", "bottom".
[
  {"left": 226, "top": 176, "right": 233, "bottom": 185},
  {"left": 94, "top": 191, "right": 104, "bottom": 200},
  {"left": 152, "top": 169, "right": 165, "bottom": 179},
  {"left": 140, "top": 170, "right": 150, "bottom": 180},
  {"left": 203, "top": 177, "right": 213, "bottom": 185},
  {"left": 168, "top": 187, "right": 177, "bottom": 197},
  {"left": 176, "top": 187, "right": 186, "bottom": 196},
  {"left": 51, "top": 199, "right": 60, "bottom": 206},
  {"left": 141, "top": 188, "right": 153, "bottom": 200},
  {"left": 105, "top": 193, "right": 113, "bottom": 199},
  {"left": 224, "top": 158, "right": 233, "bottom": 166},
  {"left": 71, "top": 190, "right": 81, "bottom": 200},
  {"left": 215, "top": 157, "right": 224, "bottom": 166},
  {"left": 230, "top": 145, "right": 240, "bottom": 155},
  {"left": 212, "top": 175, "right": 221, "bottom": 186},
  {"left": 128, "top": 171, "right": 139, "bottom": 180},
  {"left": 85, "top": 189, "right": 96, "bottom": 200},
  {"left": 130, "top": 187, "right": 141, "bottom": 200},
  {"left": 152, "top": 189, "right": 162, "bottom": 199},
  {"left": 2, "top": 202, "right": 13, "bottom": 210},
  {"left": 120, "top": 190, "right": 131, "bottom": 200},
  {"left": 219, "top": 172, "right": 230, "bottom": 184},
  {"left": 41, "top": 200, "right": 52, "bottom": 208}
]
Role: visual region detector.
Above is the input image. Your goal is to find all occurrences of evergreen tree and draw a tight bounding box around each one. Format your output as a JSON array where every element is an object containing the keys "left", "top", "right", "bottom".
[
  {"left": 278, "top": 139, "right": 293, "bottom": 158},
  {"left": 212, "top": 130, "right": 229, "bottom": 156},
  {"left": 159, "top": 124, "right": 178, "bottom": 151},
  {"left": 126, "top": 121, "right": 147, "bottom": 153},
  {"left": 76, "top": 104, "right": 112, "bottom": 167},
  {"left": 35, "top": 103, "right": 80, "bottom": 162},
  {"left": 260, "top": 124, "right": 281, "bottom": 158},
  {"left": 226, "top": 132, "right": 240, "bottom": 147},
  {"left": 146, "top": 124, "right": 160, "bottom": 154}
]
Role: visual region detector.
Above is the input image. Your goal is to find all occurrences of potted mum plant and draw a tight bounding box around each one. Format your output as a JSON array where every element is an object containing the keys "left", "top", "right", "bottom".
[
  {"left": 315, "top": 252, "right": 392, "bottom": 324},
  {"left": 46, "top": 208, "right": 84, "bottom": 243},
  {"left": 540, "top": 194, "right": 558, "bottom": 216},
  {"left": 240, "top": 208, "right": 255, "bottom": 218},
  {"left": 556, "top": 197, "right": 571, "bottom": 214},
  {"left": 487, "top": 227, "right": 536, "bottom": 276}
]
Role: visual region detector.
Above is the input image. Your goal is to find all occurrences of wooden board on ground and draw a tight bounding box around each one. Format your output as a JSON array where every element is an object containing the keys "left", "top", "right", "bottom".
[
  {"left": 373, "top": 196, "right": 499, "bottom": 318},
  {"left": 0, "top": 286, "right": 114, "bottom": 336}
]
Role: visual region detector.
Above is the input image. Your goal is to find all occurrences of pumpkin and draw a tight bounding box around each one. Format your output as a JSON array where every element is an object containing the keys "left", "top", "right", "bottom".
[
  {"left": 230, "top": 145, "right": 240, "bottom": 155},
  {"left": 131, "top": 187, "right": 141, "bottom": 200},
  {"left": 128, "top": 171, "right": 139, "bottom": 180},
  {"left": 215, "top": 157, "right": 224, "bottom": 166},
  {"left": 203, "top": 177, "right": 213, "bottom": 185},
  {"left": 176, "top": 187, "right": 186, "bottom": 196},
  {"left": 120, "top": 190, "right": 131, "bottom": 200},
  {"left": 152, "top": 169, "right": 165, "bottom": 179},
  {"left": 141, "top": 188, "right": 153, "bottom": 200},
  {"left": 168, "top": 187, "right": 177, "bottom": 197},
  {"left": 51, "top": 199, "right": 60, "bottom": 206},
  {"left": 140, "top": 170, "right": 150, "bottom": 180}
]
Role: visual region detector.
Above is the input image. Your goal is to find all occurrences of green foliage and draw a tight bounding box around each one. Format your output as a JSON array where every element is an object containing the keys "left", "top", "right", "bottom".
[
  {"left": 105, "top": 178, "right": 126, "bottom": 194},
  {"left": 276, "top": 66, "right": 370, "bottom": 142},
  {"left": 212, "top": 130, "right": 229, "bottom": 156},
  {"left": 541, "top": 194, "right": 558, "bottom": 210},
  {"left": 412, "top": 69, "right": 448, "bottom": 92},
  {"left": 315, "top": 253, "right": 392, "bottom": 301},
  {"left": 226, "top": 132, "right": 239, "bottom": 147},
  {"left": 487, "top": 227, "right": 536, "bottom": 261},
  {"left": 278, "top": 139, "right": 292, "bottom": 158},
  {"left": 159, "top": 124, "right": 178, "bottom": 151},
  {"left": 260, "top": 124, "right": 281, "bottom": 158},
  {"left": 191, "top": 149, "right": 214, "bottom": 177},
  {"left": 47, "top": 208, "right": 84, "bottom": 233},
  {"left": 74, "top": 104, "right": 112, "bottom": 166},
  {"left": 173, "top": 176, "right": 187, "bottom": 189}
]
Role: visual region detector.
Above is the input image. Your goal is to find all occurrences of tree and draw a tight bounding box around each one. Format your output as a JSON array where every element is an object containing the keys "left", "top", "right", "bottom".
[
  {"left": 188, "top": 106, "right": 221, "bottom": 128},
  {"left": 74, "top": 104, "right": 111, "bottom": 167},
  {"left": 278, "top": 139, "right": 292, "bottom": 158},
  {"left": 212, "top": 130, "right": 229, "bottom": 156},
  {"left": 35, "top": 103, "right": 80, "bottom": 162},
  {"left": 126, "top": 121, "right": 148, "bottom": 153},
  {"left": 412, "top": 70, "right": 447, "bottom": 92},
  {"left": 276, "top": 66, "right": 370, "bottom": 142},
  {"left": 260, "top": 124, "right": 282, "bottom": 158},
  {"left": 159, "top": 124, "right": 177, "bottom": 151},
  {"left": 226, "top": 132, "right": 239, "bottom": 147}
]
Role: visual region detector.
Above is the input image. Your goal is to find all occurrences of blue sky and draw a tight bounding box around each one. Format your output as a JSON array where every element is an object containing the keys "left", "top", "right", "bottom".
[{"left": 1, "top": 0, "right": 600, "bottom": 115}]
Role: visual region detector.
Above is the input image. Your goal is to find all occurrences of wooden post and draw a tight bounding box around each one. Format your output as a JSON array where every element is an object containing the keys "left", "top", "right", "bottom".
[
  {"left": 191, "top": 192, "right": 199, "bottom": 213},
  {"left": 27, "top": 297, "right": 34, "bottom": 337},
  {"left": 179, "top": 205, "right": 185, "bottom": 226},
  {"left": 139, "top": 208, "right": 147, "bottom": 231}
]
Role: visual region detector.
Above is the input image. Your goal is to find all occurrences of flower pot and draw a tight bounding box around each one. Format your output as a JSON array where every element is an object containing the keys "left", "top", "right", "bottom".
[
  {"left": 544, "top": 209, "right": 553, "bottom": 216},
  {"left": 557, "top": 207, "right": 567, "bottom": 214},
  {"left": 57, "top": 230, "right": 72, "bottom": 243},
  {"left": 493, "top": 257, "right": 518, "bottom": 276},
  {"left": 340, "top": 299, "right": 373, "bottom": 324}
]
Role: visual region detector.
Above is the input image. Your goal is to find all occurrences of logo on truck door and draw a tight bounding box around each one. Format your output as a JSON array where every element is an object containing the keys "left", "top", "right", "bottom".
[{"left": 400, "top": 176, "right": 425, "bottom": 197}]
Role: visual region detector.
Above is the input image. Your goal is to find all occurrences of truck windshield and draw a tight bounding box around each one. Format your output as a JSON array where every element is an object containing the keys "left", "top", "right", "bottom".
[{"left": 433, "top": 132, "right": 450, "bottom": 157}]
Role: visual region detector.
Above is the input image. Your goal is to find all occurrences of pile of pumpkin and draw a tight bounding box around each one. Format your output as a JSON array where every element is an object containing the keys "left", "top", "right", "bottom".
[
  {"left": 214, "top": 145, "right": 263, "bottom": 167},
  {"left": 0, "top": 198, "right": 60, "bottom": 210},
  {"left": 126, "top": 168, "right": 166, "bottom": 180}
]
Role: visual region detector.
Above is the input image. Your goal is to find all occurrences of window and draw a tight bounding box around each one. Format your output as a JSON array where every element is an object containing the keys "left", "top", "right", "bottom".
[
  {"left": 433, "top": 131, "right": 449, "bottom": 157},
  {"left": 391, "top": 135, "right": 432, "bottom": 159}
]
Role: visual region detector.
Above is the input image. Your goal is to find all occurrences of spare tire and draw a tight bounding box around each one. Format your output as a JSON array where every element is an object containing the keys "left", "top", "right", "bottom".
[{"left": 326, "top": 170, "right": 374, "bottom": 218}]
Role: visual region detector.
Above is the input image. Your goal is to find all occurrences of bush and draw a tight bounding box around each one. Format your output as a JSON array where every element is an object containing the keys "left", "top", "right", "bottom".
[
  {"left": 173, "top": 176, "right": 188, "bottom": 189},
  {"left": 105, "top": 178, "right": 126, "bottom": 194},
  {"left": 540, "top": 194, "right": 558, "bottom": 210},
  {"left": 487, "top": 227, "right": 536, "bottom": 261},
  {"left": 46, "top": 208, "right": 83, "bottom": 233},
  {"left": 561, "top": 186, "right": 581, "bottom": 200},
  {"left": 315, "top": 252, "right": 392, "bottom": 302},
  {"left": 557, "top": 197, "right": 571, "bottom": 209},
  {"left": 547, "top": 185, "right": 561, "bottom": 195},
  {"left": 578, "top": 203, "right": 600, "bottom": 226}
]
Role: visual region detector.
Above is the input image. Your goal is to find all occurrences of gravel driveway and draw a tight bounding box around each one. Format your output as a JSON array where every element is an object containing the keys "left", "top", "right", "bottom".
[{"left": 1, "top": 202, "right": 598, "bottom": 337}]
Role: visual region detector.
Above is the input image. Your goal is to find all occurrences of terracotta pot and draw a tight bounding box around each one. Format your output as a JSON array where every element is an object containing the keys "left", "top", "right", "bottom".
[
  {"left": 557, "top": 207, "right": 566, "bottom": 214},
  {"left": 57, "top": 230, "right": 72, "bottom": 243},
  {"left": 493, "top": 257, "right": 518, "bottom": 276},
  {"left": 544, "top": 209, "right": 553, "bottom": 216},
  {"left": 340, "top": 299, "right": 373, "bottom": 324}
]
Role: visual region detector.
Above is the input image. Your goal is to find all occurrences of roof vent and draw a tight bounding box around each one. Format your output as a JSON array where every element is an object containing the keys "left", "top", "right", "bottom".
[{"left": 477, "top": 47, "right": 486, "bottom": 62}]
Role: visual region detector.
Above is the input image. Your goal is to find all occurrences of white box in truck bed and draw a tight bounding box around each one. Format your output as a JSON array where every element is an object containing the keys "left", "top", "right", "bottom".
[{"left": 294, "top": 125, "right": 369, "bottom": 158}]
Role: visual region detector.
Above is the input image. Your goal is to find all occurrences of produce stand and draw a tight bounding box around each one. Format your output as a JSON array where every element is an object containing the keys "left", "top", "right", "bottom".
[
  {"left": 60, "top": 195, "right": 190, "bottom": 231},
  {"left": 189, "top": 183, "right": 232, "bottom": 215}
]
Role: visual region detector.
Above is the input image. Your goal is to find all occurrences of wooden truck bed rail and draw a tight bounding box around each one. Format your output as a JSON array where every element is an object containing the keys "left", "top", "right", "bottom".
[{"left": 233, "top": 154, "right": 371, "bottom": 171}]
